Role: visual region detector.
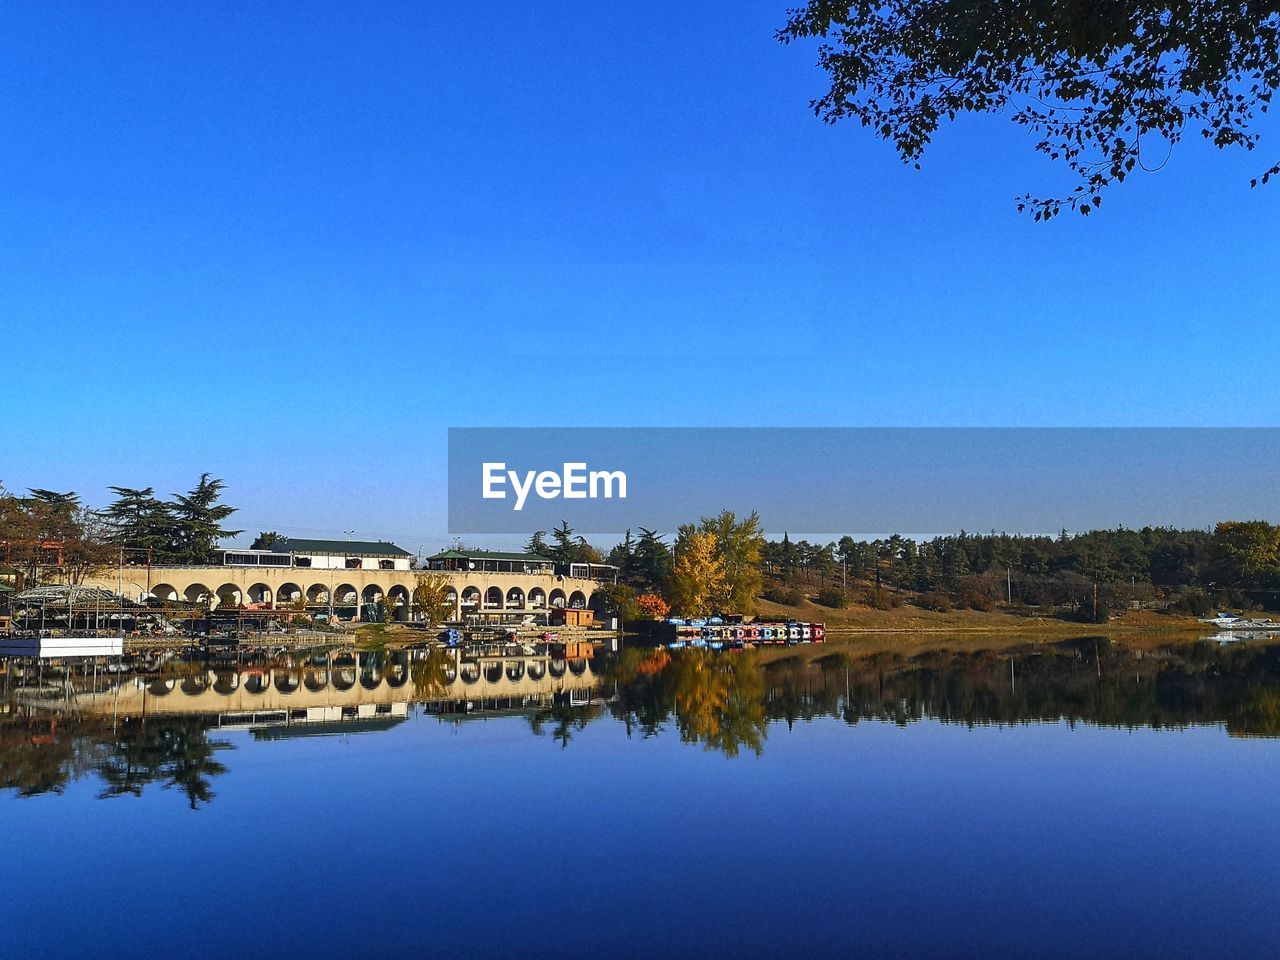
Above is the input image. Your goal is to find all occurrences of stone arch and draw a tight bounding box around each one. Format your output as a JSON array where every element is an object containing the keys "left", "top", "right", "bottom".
[
  {"left": 362, "top": 584, "right": 384, "bottom": 604},
  {"left": 484, "top": 661, "right": 503, "bottom": 683},
  {"left": 150, "top": 583, "right": 178, "bottom": 603},
  {"left": 528, "top": 587, "right": 547, "bottom": 609},
  {"left": 548, "top": 659, "right": 567, "bottom": 678},
  {"left": 147, "top": 678, "right": 175, "bottom": 697},
  {"left": 213, "top": 671, "right": 240, "bottom": 695},
  {"left": 484, "top": 586, "right": 503, "bottom": 610},
  {"left": 180, "top": 673, "right": 210, "bottom": 696},
  {"left": 277, "top": 582, "right": 304, "bottom": 605},
  {"left": 387, "top": 585, "right": 411, "bottom": 622},
  {"left": 274, "top": 671, "right": 300, "bottom": 694},
  {"left": 505, "top": 660, "right": 526, "bottom": 682},
  {"left": 215, "top": 583, "right": 244, "bottom": 608},
  {"left": 460, "top": 661, "right": 481, "bottom": 684},
  {"left": 247, "top": 582, "right": 273, "bottom": 605},
  {"left": 568, "top": 658, "right": 588, "bottom": 676},
  {"left": 332, "top": 666, "right": 357, "bottom": 691},
  {"left": 587, "top": 591, "right": 609, "bottom": 614},
  {"left": 306, "top": 584, "right": 330, "bottom": 605},
  {"left": 461, "top": 586, "right": 481, "bottom": 609},
  {"left": 568, "top": 590, "right": 587, "bottom": 609},
  {"left": 549, "top": 589, "right": 567, "bottom": 608},
  {"left": 506, "top": 587, "right": 525, "bottom": 609},
  {"left": 333, "top": 584, "right": 359, "bottom": 607},
  {"left": 184, "top": 583, "right": 212, "bottom": 605},
  {"left": 243, "top": 671, "right": 271, "bottom": 695},
  {"left": 385, "top": 657, "right": 410, "bottom": 688},
  {"left": 527, "top": 660, "right": 546, "bottom": 681},
  {"left": 303, "top": 668, "right": 330, "bottom": 691}
]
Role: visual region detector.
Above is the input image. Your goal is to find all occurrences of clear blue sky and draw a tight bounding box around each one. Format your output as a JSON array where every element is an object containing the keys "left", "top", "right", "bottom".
[{"left": 2, "top": 1, "right": 1278, "bottom": 548}]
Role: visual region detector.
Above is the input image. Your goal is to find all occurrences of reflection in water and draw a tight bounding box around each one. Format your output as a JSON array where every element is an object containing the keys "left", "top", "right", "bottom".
[
  {"left": 94, "top": 717, "right": 232, "bottom": 808},
  {"left": 760, "top": 637, "right": 1280, "bottom": 738},
  {"left": 611, "top": 648, "right": 767, "bottom": 757},
  {"left": 0, "top": 714, "right": 231, "bottom": 808},
  {"left": 6, "top": 637, "right": 1280, "bottom": 806}
]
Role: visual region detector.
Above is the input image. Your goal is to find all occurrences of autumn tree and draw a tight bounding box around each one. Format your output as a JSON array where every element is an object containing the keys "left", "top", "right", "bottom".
[
  {"left": 685, "top": 510, "right": 765, "bottom": 614},
  {"left": 778, "top": 1, "right": 1280, "bottom": 218},
  {"left": 635, "top": 593, "right": 671, "bottom": 620},
  {"left": 0, "top": 487, "right": 112, "bottom": 586},
  {"left": 668, "top": 529, "right": 729, "bottom": 617},
  {"left": 412, "top": 572, "right": 455, "bottom": 625}
]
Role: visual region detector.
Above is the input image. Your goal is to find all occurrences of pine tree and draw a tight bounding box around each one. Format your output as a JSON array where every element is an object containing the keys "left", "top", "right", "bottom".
[
  {"left": 169, "top": 474, "right": 242, "bottom": 565},
  {"left": 101, "top": 486, "right": 175, "bottom": 561}
]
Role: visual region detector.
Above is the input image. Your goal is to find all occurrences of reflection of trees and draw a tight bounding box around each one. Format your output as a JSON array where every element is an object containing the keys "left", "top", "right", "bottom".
[
  {"left": 95, "top": 717, "right": 232, "bottom": 809},
  {"left": 610, "top": 649, "right": 767, "bottom": 758},
  {"left": 609, "top": 649, "right": 677, "bottom": 739},
  {"left": 0, "top": 717, "right": 91, "bottom": 796},
  {"left": 672, "top": 651, "right": 766, "bottom": 757},
  {"left": 411, "top": 648, "right": 454, "bottom": 699},
  {"left": 528, "top": 703, "right": 601, "bottom": 749},
  {"left": 1230, "top": 688, "right": 1280, "bottom": 738},
  {"left": 0, "top": 713, "right": 230, "bottom": 805},
  {"left": 606, "top": 638, "right": 1280, "bottom": 752},
  {"left": 765, "top": 639, "right": 1280, "bottom": 738}
]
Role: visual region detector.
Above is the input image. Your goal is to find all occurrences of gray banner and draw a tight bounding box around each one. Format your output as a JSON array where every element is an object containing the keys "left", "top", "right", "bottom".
[{"left": 448, "top": 427, "right": 1280, "bottom": 534}]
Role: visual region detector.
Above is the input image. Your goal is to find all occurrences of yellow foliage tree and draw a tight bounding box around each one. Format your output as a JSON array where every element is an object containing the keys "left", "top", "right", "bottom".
[
  {"left": 412, "top": 572, "right": 454, "bottom": 625},
  {"left": 668, "top": 530, "right": 728, "bottom": 618}
]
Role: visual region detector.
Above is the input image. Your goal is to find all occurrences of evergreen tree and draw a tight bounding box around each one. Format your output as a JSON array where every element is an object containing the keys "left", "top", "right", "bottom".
[
  {"left": 169, "top": 474, "right": 242, "bottom": 565},
  {"left": 101, "top": 486, "right": 175, "bottom": 561},
  {"left": 632, "top": 528, "right": 673, "bottom": 591}
]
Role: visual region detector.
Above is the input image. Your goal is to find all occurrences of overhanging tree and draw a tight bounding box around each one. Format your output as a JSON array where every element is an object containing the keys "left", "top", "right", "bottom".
[{"left": 778, "top": 1, "right": 1280, "bottom": 217}]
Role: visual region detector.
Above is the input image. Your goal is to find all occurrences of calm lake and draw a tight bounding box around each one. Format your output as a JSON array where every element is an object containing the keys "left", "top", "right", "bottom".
[{"left": 4, "top": 636, "right": 1280, "bottom": 959}]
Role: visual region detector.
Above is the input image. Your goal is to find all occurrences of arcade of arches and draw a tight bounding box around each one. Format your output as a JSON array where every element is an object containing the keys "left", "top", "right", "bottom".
[{"left": 86, "top": 565, "right": 609, "bottom": 621}]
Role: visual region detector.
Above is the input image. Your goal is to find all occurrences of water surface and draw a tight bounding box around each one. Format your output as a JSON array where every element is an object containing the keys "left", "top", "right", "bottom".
[{"left": 3, "top": 637, "right": 1279, "bottom": 959}]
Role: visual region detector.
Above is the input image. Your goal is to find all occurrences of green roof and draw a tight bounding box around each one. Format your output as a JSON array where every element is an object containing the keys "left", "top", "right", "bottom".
[
  {"left": 427, "top": 549, "right": 553, "bottom": 563},
  {"left": 271, "top": 538, "right": 411, "bottom": 557}
]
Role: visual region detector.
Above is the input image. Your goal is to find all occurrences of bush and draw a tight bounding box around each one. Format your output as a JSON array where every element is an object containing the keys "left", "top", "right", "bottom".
[
  {"left": 816, "top": 588, "right": 848, "bottom": 609},
  {"left": 634, "top": 593, "right": 670, "bottom": 620},
  {"left": 918, "top": 592, "right": 952, "bottom": 613},
  {"left": 763, "top": 585, "right": 804, "bottom": 606},
  {"left": 956, "top": 576, "right": 997, "bottom": 612},
  {"left": 1169, "top": 588, "right": 1212, "bottom": 617},
  {"left": 863, "top": 588, "right": 901, "bottom": 610}
]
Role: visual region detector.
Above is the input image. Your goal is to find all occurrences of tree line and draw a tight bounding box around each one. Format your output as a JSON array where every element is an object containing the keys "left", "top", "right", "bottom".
[
  {"left": 0, "top": 474, "right": 242, "bottom": 585},
  {"left": 548, "top": 518, "right": 1280, "bottom": 620},
  {"left": 761, "top": 523, "right": 1280, "bottom": 616}
]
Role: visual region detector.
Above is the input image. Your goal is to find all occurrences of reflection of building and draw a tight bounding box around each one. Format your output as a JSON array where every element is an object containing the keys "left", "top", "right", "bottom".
[{"left": 30, "top": 650, "right": 605, "bottom": 726}]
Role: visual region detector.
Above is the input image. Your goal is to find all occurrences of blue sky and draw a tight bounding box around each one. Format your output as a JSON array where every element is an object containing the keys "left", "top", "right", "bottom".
[{"left": 2, "top": 1, "right": 1278, "bottom": 548}]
